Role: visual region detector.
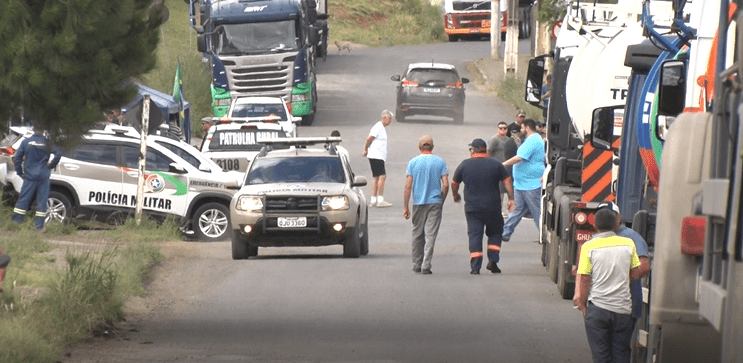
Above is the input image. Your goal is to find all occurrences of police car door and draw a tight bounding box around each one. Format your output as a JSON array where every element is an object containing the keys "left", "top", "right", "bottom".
[
  {"left": 120, "top": 145, "right": 190, "bottom": 218},
  {"left": 56, "top": 141, "right": 125, "bottom": 212}
]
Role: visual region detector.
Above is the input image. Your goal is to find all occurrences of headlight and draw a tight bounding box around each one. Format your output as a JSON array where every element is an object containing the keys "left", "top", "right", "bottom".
[
  {"left": 236, "top": 195, "right": 263, "bottom": 211},
  {"left": 321, "top": 195, "right": 349, "bottom": 211},
  {"left": 292, "top": 93, "right": 310, "bottom": 102}
]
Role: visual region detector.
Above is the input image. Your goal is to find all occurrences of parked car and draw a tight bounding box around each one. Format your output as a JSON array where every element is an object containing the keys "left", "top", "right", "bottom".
[
  {"left": 391, "top": 62, "right": 469, "bottom": 123},
  {"left": 200, "top": 121, "right": 289, "bottom": 173},
  {"left": 230, "top": 137, "right": 369, "bottom": 259},
  {"left": 226, "top": 96, "right": 299, "bottom": 137},
  {"left": 0, "top": 125, "right": 34, "bottom": 206}
]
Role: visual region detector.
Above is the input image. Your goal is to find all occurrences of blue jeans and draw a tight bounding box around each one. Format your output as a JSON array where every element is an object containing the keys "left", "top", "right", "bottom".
[
  {"left": 584, "top": 302, "right": 634, "bottom": 363},
  {"left": 12, "top": 178, "right": 50, "bottom": 230},
  {"left": 465, "top": 211, "right": 503, "bottom": 271},
  {"left": 503, "top": 187, "right": 541, "bottom": 238}
]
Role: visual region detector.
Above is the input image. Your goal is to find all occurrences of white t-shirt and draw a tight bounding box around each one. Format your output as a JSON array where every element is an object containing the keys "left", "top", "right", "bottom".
[{"left": 367, "top": 121, "right": 387, "bottom": 161}]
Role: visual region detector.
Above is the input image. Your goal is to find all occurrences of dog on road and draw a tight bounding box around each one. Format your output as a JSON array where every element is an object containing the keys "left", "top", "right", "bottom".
[{"left": 335, "top": 41, "right": 352, "bottom": 54}]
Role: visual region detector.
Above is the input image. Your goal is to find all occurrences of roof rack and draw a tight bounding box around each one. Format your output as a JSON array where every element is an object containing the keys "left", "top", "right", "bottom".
[{"left": 256, "top": 137, "right": 342, "bottom": 157}]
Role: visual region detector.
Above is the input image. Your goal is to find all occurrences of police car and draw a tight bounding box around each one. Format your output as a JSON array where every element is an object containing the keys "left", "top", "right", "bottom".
[
  {"left": 0, "top": 125, "right": 34, "bottom": 205},
  {"left": 42, "top": 124, "right": 240, "bottom": 241},
  {"left": 200, "top": 121, "right": 289, "bottom": 173},
  {"left": 230, "top": 137, "right": 369, "bottom": 259},
  {"left": 227, "top": 96, "right": 299, "bottom": 137}
]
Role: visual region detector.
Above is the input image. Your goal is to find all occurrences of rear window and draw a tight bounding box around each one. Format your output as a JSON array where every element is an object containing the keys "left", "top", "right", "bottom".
[
  {"left": 207, "top": 128, "right": 287, "bottom": 152},
  {"left": 247, "top": 156, "right": 345, "bottom": 184},
  {"left": 405, "top": 68, "right": 459, "bottom": 85},
  {"left": 231, "top": 103, "right": 288, "bottom": 120}
]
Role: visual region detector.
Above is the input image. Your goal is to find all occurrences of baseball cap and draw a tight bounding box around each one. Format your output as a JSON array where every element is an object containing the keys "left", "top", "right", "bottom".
[
  {"left": 517, "top": 109, "right": 526, "bottom": 117},
  {"left": 468, "top": 138, "right": 487, "bottom": 150},
  {"left": 597, "top": 201, "right": 620, "bottom": 215}
]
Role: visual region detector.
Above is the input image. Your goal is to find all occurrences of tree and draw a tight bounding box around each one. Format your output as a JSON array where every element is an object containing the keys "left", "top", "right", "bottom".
[{"left": 0, "top": 0, "right": 167, "bottom": 145}]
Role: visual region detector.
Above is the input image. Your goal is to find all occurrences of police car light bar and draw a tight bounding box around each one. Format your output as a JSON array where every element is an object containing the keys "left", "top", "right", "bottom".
[{"left": 258, "top": 137, "right": 342, "bottom": 145}]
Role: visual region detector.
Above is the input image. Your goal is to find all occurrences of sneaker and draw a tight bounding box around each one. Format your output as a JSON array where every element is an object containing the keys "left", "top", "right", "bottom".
[
  {"left": 470, "top": 269, "right": 480, "bottom": 275},
  {"left": 376, "top": 201, "right": 392, "bottom": 208},
  {"left": 524, "top": 212, "right": 533, "bottom": 220},
  {"left": 421, "top": 269, "right": 432, "bottom": 274},
  {"left": 369, "top": 202, "right": 377, "bottom": 207},
  {"left": 413, "top": 266, "right": 421, "bottom": 273},
  {"left": 486, "top": 261, "right": 501, "bottom": 274},
  {"left": 502, "top": 235, "right": 510, "bottom": 242}
]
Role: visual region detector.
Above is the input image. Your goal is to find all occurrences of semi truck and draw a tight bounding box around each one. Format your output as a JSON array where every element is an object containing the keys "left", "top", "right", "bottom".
[
  {"left": 443, "top": 0, "right": 533, "bottom": 42},
  {"left": 189, "top": 0, "right": 325, "bottom": 125}
]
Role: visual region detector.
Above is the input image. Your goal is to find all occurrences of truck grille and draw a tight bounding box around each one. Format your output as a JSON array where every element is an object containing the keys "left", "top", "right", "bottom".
[
  {"left": 222, "top": 54, "right": 297, "bottom": 98},
  {"left": 453, "top": 13, "right": 491, "bottom": 28},
  {"left": 265, "top": 196, "right": 319, "bottom": 212}
]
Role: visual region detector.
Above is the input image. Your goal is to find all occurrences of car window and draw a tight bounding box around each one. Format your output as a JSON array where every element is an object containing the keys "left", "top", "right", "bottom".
[
  {"left": 208, "top": 127, "right": 287, "bottom": 152},
  {"left": 231, "top": 103, "right": 288, "bottom": 120},
  {"left": 65, "top": 143, "right": 118, "bottom": 166},
  {"left": 247, "top": 156, "right": 345, "bottom": 184},
  {"left": 121, "top": 145, "right": 174, "bottom": 172},
  {"left": 155, "top": 140, "right": 201, "bottom": 169},
  {"left": 405, "top": 68, "right": 459, "bottom": 85},
  {"left": 0, "top": 129, "right": 24, "bottom": 148}
]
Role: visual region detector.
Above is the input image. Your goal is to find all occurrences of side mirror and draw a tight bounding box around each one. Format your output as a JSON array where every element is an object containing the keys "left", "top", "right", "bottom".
[
  {"left": 308, "top": 27, "right": 319, "bottom": 46},
  {"left": 656, "top": 115, "right": 675, "bottom": 141},
  {"left": 590, "top": 105, "right": 623, "bottom": 151},
  {"left": 657, "top": 60, "right": 686, "bottom": 116},
  {"left": 352, "top": 175, "right": 367, "bottom": 187},
  {"left": 461, "top": 77, "right": 470, "bottom": 84},
  {"left": 391, "top": 75, "right": 401, "bottom": 82},
  {"left": 525, "top": 57, "right": 546, "bottom": 108},
  {"left": 197, "top": 35, "right": 206, "bottom": 53},
  {"left": 169, "top": 162, "right": 187, "bottom": 174}
]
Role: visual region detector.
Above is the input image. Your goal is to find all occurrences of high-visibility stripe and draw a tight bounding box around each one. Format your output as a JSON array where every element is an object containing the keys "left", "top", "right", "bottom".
[
  {"left": 581, "top": 141, "right": 614, "bottom": 202},
  {"left": 13, "top": 208, "right": 26, "bottom": 215},
  {"left": 35, "top": 211, "right": 47, "bottom": 217},
  {"left": 470, "top": 251, "right": 483, "bottom": 259},
  {"left": 487, "top": 244, "right": 501, "bottom": 252}
]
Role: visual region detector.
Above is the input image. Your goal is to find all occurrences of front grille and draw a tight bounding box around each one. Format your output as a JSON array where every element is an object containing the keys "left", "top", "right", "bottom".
[
  {"left": 223, "top": 55, "right": 294, "bottom": 97},
  {"left": 265, "top": 196, "right": 319, "bottom": 212},
  {"left": 454, "top": 13, "right": 491, "bottom": 28},
  {"left": 452, "top": 1, "right": 491, "bottom": 11}
]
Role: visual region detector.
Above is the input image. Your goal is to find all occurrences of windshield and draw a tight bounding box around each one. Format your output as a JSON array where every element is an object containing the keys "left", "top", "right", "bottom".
[
  {"left": 247, "top": 157, "right": 345, "bottom": 184},
  {"left": 208, "top": 128, "right": 288, "bottom": 152},
  {"left": 231, "top": 103, "right": 288, "bottom": 120},
  {"left": 211, "top": 21, "right": 298, "bottom": 55},
  {"left": 406, "top": 69, "right": 460, "bottom": 86}
]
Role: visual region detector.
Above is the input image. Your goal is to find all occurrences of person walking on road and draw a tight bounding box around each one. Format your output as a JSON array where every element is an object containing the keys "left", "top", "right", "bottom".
[
  {"left": 362, "top": 110, "right": 393, "bottom": 207},
  {"left": 403, "top": 135, "right": 449, "bottom": 275},
  {"left": 573, "top": 208, "right": 643, "bottom": 363},
  {"left": 452, "top": 138, "right": 514, "bottom": 275},
  {"left": 488, "top": 121, "right": 518, "bottom": 217},
  {"left": 12, "top": 124, "right": 62, "bottom": 230},
  {"left": 501, "top": 119, "right": 545, "bottom": 242}
]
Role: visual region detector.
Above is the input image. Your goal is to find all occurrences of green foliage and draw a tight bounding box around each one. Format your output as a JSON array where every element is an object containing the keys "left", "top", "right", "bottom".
[
  {"left": 496, "top": 75, "right": 543, "bottom": 120},
  {"left": 0, "top": 321, "right": 59, "bottom": 363},
  {"left": 100, "top": 215, "right": 182, "bottom": 243},
  {"left": 0, "top": 0, "right": 166, "bottom": 147},
  {"left": 115, "top": 242, "right": 164, "bottom": 296},
  {"left": 329, "top": 0, "right": 446, "bottom": 46},
  {"left": 535, "top": 0, "right": 567, "bottom": 24}
]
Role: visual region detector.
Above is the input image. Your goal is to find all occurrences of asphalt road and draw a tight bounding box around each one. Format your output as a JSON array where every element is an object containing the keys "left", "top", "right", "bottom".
[{"left": 66, "top": 40, "right": 592, "bottom": 363}]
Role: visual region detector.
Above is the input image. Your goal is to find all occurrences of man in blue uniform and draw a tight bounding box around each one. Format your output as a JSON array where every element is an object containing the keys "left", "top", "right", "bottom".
[{"left": 12, "top": 124, "right": 62, "bottom": 230}]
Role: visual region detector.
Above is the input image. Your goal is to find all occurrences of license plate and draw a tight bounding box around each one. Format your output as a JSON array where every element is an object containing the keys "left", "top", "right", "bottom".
[
  {"left": 423, "top": 88, "right": 441, "bottom": 93},
  {"left": 278, "top": 217, "right": 307, "bottom": 228}
]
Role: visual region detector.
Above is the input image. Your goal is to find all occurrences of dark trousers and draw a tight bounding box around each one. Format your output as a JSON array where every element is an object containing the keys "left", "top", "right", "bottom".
[
  {"left": 465, "top": 210, "right": 503, "bottom": 271},
  {"left": 584, "top": 302, "right": 634, "bottom": 363},
  {"left": 12, "top": 178, "right": 50, "bottom": 230}
]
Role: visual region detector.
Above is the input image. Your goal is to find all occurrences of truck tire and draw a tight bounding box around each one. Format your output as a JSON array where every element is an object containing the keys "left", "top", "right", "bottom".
[
  {"left": 557, "top": 237, "right": 574, "bottom": 299},
  {"left": 448, "top": 35, "right": 457, "bottom": 42},
  {"left": 547, "top": 228, "right": 559, "bottom": 282},
  {"left": 232, "top": 231, "right": 249, "bottom": 260},
  {"left": 47, "top": 191, "right": 73, "bottom": 225},
  {"left": 300, "top": 112, "right": 315, "bottom": 126},
  {"left": 193, "top": 202, "right": 231, "bottom": 242},
  {"left": 343, "top": 216, "right": 361, "bottom": 258}
]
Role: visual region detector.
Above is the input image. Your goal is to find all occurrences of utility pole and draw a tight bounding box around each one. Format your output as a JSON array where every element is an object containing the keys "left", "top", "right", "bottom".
[
  {"left": 491, "top": 0, "right": 501, "bottom": 60},
  {"left": 504, "top": 0, "right": 519, "bottom": 74},
  {"left": 135, "top": 95, "right": 150, "bottom": 225}
]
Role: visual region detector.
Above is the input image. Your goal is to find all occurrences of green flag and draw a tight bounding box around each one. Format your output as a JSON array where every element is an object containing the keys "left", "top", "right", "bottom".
[{"left": 172, "top": 61, "right": 182, "bottom": 102}]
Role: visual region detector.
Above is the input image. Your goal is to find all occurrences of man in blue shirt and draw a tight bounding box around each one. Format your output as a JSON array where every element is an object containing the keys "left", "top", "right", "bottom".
[
  {"left": 403, "top": 135, "right": 449, "bottom": 275},
  {"left": 502, "top": 119, "right": 545, "bottom": 241},
  {"left": 12, "top": 124, "right": 62, "bottom": 230},
  {"left": 452, "top": 138, "right": 514, "bottom": 274}
]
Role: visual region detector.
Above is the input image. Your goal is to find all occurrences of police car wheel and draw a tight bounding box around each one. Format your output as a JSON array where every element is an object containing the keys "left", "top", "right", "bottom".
[
  {"left": 232, "top": 231, "right": 249, "bottom": 260},
  {"left": 343, "top": 215, "right": 361, "bottom": 258},
  {"left": 193, "top": 203, "right": 231, "bottom": 242},
  {"left": 46, "top": 191, "right": 72, "bottom": 225}
]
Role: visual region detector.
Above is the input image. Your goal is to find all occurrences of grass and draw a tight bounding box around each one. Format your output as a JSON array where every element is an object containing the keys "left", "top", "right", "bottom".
[{"left": 496, "top": 75, "right": 544, "bottom": 120}]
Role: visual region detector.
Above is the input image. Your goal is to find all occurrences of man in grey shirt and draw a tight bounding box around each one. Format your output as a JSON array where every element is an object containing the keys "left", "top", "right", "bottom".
[{"left": 488, "top": 121, "right": 517, "bottom": 217}]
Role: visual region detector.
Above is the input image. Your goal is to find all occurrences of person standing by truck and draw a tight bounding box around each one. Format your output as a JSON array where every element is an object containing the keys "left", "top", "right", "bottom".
[{"left": 12, "top": 124, "right": 62, "bottom": 230}]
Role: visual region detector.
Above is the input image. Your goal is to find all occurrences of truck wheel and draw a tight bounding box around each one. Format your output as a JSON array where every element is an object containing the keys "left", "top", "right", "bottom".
[
  {"left": 47, "top": 191, "right": 73, "bottom": 225},
  {"left": 448, "top": 35, "right": 457, "bottom": 42},
  {"left": 557, "top": 238, "right": 574, "bottom": 299},
  {"left": 343, "top": 216, "right": 361, "bottom": 258},
  {"left": 193, "top": 203, "right": 231, "bottom": 242},
  {"left": 232, "top": 231, "right": 249, "bottom": 260},
  {"left": 547, "top": 229, "right": 559, "bottom": 283},
  {"left": 360, "top": 212, "right": 369, "bottom": 256}
]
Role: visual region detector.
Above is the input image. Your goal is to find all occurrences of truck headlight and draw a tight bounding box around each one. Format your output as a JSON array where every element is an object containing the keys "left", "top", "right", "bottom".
[
  {"left": 292, "top": 93, "right": 310, "bottom": 102},
  {"left": 236, "top": 195, "right": 263, "bottom": 211},
  {"left": 321, "top": 195, "right": 349, "bottom": 210}
]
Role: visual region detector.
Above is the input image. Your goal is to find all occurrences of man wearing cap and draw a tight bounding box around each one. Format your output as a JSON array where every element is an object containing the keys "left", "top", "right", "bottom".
[
  {"left": 363, "top": 110, "right": 394, "bottom": 207},
  {"left": 403, "top": 135, "right": 449, "bottom": 275},
  {"left": 598, "top": 201, "right": 651, "bottom": 328},
  {"left": 573, "top": 208, "right": 644, "bottom": 363},
  {"left": 452, "top": 138, "right": 515, "bottom": 274},
  {"left": 502, "top": 119, "right": 545, "bottom": 242},
  {"left": 488, "top": 121, "right": 517, "bottom": 217},
  {"left": 507, "top": 109, "right": 527, "bottom": 145}
]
